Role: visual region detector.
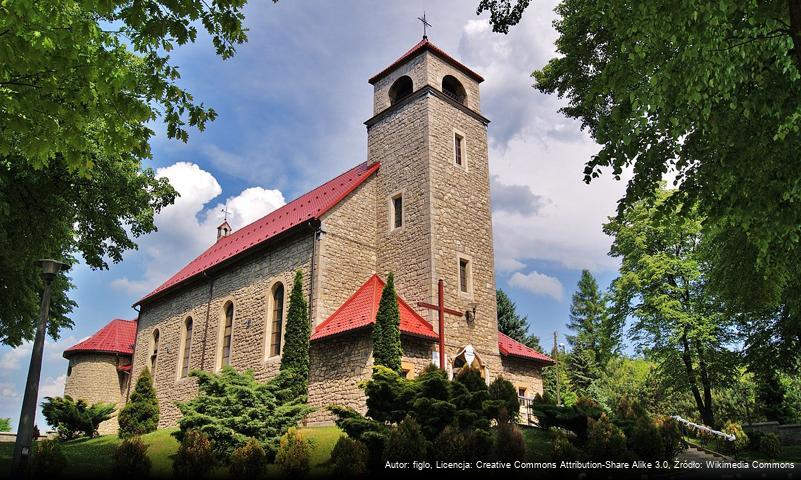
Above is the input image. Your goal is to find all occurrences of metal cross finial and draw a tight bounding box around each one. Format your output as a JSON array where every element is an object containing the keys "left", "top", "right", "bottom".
[
  {"left": 221, "top": 205, "right": 230, "bottom": 222},
  {"left": 417, "top": 12, "right": 431, "bottom": 39}
]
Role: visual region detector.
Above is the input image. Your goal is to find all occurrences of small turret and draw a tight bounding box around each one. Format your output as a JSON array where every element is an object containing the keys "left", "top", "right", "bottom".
[{"left": 217, "top": 220, "right": 232, "bottom": 241}]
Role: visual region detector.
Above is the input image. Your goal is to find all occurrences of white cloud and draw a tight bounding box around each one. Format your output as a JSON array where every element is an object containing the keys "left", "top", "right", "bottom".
[
  {"left": 0, "top": 383, "right": 19, "bottom": 400},
  {"left": 111, "top": 162, "right": 286, "bottom": 296},
  {"left": 0, "top": 346, "right": 30, "bottom": 371},
  {"left": 0, "top": 335, "right": 77, "bottom": 375},
  {"left": 38, "top": 375, "right": 66, "bottom": 400},
  {"left": 509, "top": 271, "right": 564, "bottom": 300}
]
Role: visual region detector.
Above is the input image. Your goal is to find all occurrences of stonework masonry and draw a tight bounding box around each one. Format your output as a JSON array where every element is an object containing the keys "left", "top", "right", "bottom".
[{"left": 63, "top": 353, "right": 129, "bottom": 435}]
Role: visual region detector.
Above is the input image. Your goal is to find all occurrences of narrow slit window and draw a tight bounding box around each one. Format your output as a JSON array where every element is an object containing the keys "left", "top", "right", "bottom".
[
  {"left": 392, "top": 194, "right": 403, "bottom": 229},
  {"left": 459, "top": 258, "right": 470, "bottom": 293},
  {"left": 150, "top": 330, "right": 160, "bottom": 373},
  {"left": 180, "top": 318, "right": 193, "bottom": 378},
  {"left": 454, "top": 134, "right": 463, "bottom": 166},
  {"left": 221, "top": 303, "right": 234, "bottom": 367},
  {"left": 270, "top": 284, "right": 285, "bottom": 357}
]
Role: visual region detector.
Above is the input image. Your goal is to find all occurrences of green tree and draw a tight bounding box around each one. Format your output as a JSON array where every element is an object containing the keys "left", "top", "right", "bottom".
[
  {"left": 0, "top": 0, "right": 278, "bottom": 346},
  {"left": 118, "top": 368, "right": 160, "bottom": 438},
  {"left": 755, "top": 369, "right": 789, "bottom": 423},
  {"left": 41, "top": 395, "right": 116, "bottom": 439},
  {"left": 175, "top": 367, "right": 312, "bottom": 461},
  {"left": 605, "top": 189, "right": 738, "bottom": 426},
  {"left": 479, "top": 0, "right": 801, "bottom": 370},
  {"left": 372, "top": 273, "right": 403, "bottom": 373},
  {"left": 497, "top": 288, "right": 541, "bottom": 351},
  {"left": 0, "top": 418, "right": 10, "bottom": 432},
  {"left": 280, "top": 270, "right": 311, "bottom": 382}
]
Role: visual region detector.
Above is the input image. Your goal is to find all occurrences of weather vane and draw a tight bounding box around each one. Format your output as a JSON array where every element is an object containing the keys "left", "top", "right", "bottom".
[{"left": 418, "top": 12, "right": 431, "bottom": 40}]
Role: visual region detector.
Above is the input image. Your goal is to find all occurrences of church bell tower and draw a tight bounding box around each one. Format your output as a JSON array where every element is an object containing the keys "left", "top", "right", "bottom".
[{"left": 365, "top": 37, "right": 499, "bottom": 371}]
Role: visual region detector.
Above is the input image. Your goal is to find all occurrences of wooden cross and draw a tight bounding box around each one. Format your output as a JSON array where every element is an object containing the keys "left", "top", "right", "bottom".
[
  {"left": 418, "top": 279, "right": 463, "bottom": 371},
  {"left": 417, "top": 12, "right": 432, "bottom": 39}
]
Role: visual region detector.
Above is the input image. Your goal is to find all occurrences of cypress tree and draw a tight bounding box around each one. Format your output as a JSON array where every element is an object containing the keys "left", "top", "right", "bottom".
[
  {"left": 280, "top": 270, "right": 311, "bottom": 381},
  {"left": 118, "top": 368, "right": 159, "bottom": 438},
  {"left": 372, "top": 273, "right": 402, "bottom": 372}
]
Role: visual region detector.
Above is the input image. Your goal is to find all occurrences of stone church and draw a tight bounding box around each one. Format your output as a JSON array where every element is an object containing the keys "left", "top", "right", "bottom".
[{"left": 62, "top": 38, "right": 554, "bottom": 432}]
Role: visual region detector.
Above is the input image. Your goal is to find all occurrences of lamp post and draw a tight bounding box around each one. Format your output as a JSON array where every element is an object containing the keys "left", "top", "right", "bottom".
[{"left": 11, "top": 259, "right": 69, "bottom": 475}]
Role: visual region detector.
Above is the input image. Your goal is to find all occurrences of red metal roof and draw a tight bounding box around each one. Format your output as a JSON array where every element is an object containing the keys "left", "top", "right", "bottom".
[
  {"left": 137, "top": 161, "right": 381, "bottom": 305},
  {"left": 498, "top": 332, "right": 555, "bottom": 365},
  {"left": 369, "top": 38, "right": 484, "bottom": 85},
  {"left": 311, "top": 274, "right": 439, "bottom": 342},
  {"left": 63, "top": 319, "right": 138, "bottom": 358}
]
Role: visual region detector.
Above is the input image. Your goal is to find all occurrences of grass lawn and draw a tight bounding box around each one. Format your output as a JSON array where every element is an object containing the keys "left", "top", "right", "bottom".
[
  {"left": 0, "top": 425, "right": 343, "bottom": 478},
  {"left": 521, "top": 427, "right": 554, "bottom": 462}
]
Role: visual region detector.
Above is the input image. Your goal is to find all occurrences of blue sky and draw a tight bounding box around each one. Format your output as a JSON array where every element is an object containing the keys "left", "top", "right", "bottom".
[{"left": 0, "top": 0, "right": 631, "bottom": 430}]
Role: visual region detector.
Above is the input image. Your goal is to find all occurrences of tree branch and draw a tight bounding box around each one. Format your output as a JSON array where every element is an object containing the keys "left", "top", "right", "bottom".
[{"left": 790, "top": 0, "right": 801, "bottom": 71}]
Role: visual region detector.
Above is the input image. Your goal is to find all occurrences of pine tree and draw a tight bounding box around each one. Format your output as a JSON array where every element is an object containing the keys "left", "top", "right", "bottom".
[
  {"left": 372, "top": 273, "right": 402, "bottom": 373},
  {"left": 280, "top": 270, "right": 311, "bottom": 381},
  {"left": 567, "top": 270, "right": 618, "bottom": 370},
  {"left": 118, "top": 368, "right": 159, "bottom": 438},
  {"left": 497, "top": 289, "right": 542, "bottom": 351}
]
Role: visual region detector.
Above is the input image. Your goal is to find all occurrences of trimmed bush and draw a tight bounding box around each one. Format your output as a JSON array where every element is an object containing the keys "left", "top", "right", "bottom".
[
  {"left": 372, "top": 272, "right": 402, "bottom": 372},
  {"left": 758, "top": 433, "right": 781, "bottom": 459},
  {"left": 494, "top": 422, "right": 526, "bottom": 462},
  {"left": 330, "top": 436, "right": 369, "bottom": 477},
  {"left": 487, "top": 376, "right": 520, "bottom": 422},
  {"left": 118, "top": 369, "right": 159, "bottom": 438},
  {"left": 551, "top": 430, "right": 581, "bottom": 462},
  {"left": 230, "top": 437, "right": 268, "bottom": 478},
  {"left": 29, "top": 438, "right": 67, "bottom": 476},
  {"left": 112, "top": 436, "right": 151, "bottom": 479},
  {"left": 173, "top": 429, "right": 215, "bottom": 479},
  {"left": 382, "top": 416, "right": 428, "bottom": 463},
  {"left": 720, "top": 421, "right": 749, "bottom": 454},
  {"left": 41, "top": 395, "right": 116, "bottom": 440},
  {"left": 432, "top": 426, "right": 471, "bottom": 462},
  {"left": 275, "top": 427, "right": 311, "bottom": 477},
  {"left": 586, "top": 414, "right": 629, "bottom": 461}
]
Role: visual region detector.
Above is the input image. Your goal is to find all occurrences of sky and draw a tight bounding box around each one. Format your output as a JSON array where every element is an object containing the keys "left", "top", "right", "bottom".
[{"left": 0, "top": 0, "right": 631, "bottom": 430}]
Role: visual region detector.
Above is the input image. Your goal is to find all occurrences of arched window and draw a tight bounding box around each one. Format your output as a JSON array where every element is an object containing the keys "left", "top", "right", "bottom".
[
  {"left": 388, "top": 75, "right": 413, "bottom": 105},
  {"left": 149, "top": 329, "right": 160, "bottom": 373},
  {"left": 220, "top": 302, "right": 234, "bottom": 367},
  {"left": 269, "top": 283, "right": 285, "bottom": 357},
  {"left": 442, "top": 75, "right": 467, "bottom": 105},
  {"left": 180, "top": 317, "right": 193, "bottom": 378}
]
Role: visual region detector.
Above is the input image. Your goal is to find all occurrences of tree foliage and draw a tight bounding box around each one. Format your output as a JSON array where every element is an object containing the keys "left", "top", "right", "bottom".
[
  {"left": 497, "top": 288, "right": 541, "bottom": 351},
  {"left": 41, "top": 395, "right": 116, "bottom": 440},
  {"left": 175, "top": 367, "right": 312, "bottom": 461},
  {"left": 118, "top": 368, "right": 160, "bottom": 438},
  {"left": 280, "top": 270, "right": 311, "bottom": 382},
  {"left": 0, "top": 0, "right": 271, "bottom": 346},
  {"left": 372, "top": 272, "right": 403, "bottom": 373},
  {"left": 605, "top": 188, "right": 738, "bottom": 426}
]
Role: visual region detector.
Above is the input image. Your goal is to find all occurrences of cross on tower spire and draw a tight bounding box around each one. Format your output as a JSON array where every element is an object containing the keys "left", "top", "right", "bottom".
[
  {"left": 220, "top": 204, "right": 231, "bottom": 222},
  {"left": 417, "top": 12, "right": 431, "bottom": 40}
]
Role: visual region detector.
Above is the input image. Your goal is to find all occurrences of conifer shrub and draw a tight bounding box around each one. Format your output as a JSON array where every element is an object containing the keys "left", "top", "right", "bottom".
[
  {"left": 758, "top": 433, "right": 781, "bottom": 459},
  {"left": 173, "top": 429, "right": 215, "bottom": 479},
  {"left": 229, "top": 437, "right": 268, "bottom": 479},
  {"left": 655, "top": 416, "right": 683, "bottom": 460},
  {"left": 551, "top": 429, "right": 581, "bottom": 462},
  {"left": 330, "top": 436, "right": 369, "bottom": 477},
  {"left": 175, "top": 367, "right": 312, "bottom": 461},
  {"left": 364, "top": 365, "right": 416, "bottom": 424},
  {"left": 586, "top": 414, "right": 629, "bottom": 461},
  {"left": 372, "top": 272, "right": 402, "bottom": 372},
  {"left": 720, "top": 421, "right": 749, "bottom": 454},
  {"left": 629, "top": 416, "right": 664, "bottom": 461},
  {"left": 112, "top": 436, "right": 151, "bottom": 479},
  {"left": 29, "top": 438, "right": 67, "bottom": 476},
  {"left": 494, "top": 422, "right": 526, "bottom": 462},
  {"left": 487, "top": 376, "right": 520, "bottom": 423},
  {"left": 432, "top": 425, "right": 471, "bottom": 462},
  {"left": 280, "top": 270, "right": 311, "bottom": 382},
  {"left": 41, "top": 395, "right": 116, "bottom": 439},
  {"left": 275, "top": 427, "right": 311, "bottom": 477},
  {"left": 118, "top": 369, "right": 159, "bottom": 438},
  {"left": 382, "top": 416, "right": 428, "bottom": 463},
  {"left": 410, "top": 365, "right": 456, "bottom": 441},
  {"left": 451, "top": 367, "right": 490, "bottom": 431}
]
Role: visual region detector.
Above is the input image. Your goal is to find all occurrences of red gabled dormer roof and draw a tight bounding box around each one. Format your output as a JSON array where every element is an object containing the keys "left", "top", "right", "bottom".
[
  {"left": 136, "top": 161, "right": 381, "bottom": 306},
  {"left": 311, "top": 274, "right": 439, "bottom": 342},
  {"left": 63, "top": 319, "right": 138, "bottom": 358},
  {"left": 369, "top": 38, "right": 484, "bottom": 85},
  {"left": 498, "top": 331, "right": 555, "bottom": 365}
]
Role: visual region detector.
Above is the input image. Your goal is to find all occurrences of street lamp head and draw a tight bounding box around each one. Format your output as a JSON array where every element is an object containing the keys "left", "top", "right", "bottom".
[{"left": 36, "top": 259, "right": 69, "bottom": 281}]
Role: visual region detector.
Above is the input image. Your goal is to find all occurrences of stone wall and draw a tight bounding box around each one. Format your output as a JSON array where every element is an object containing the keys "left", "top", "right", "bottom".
[
  {"left": 316, "top": 178, "right": 378, "bottom": 325},
  {"left": 372, "top": 53, "right": 427, "bottom": 114},
  {"left": 743, "top": 422, "right": 801, "bottom": 445},
  {"left": 131, "top": 230, "right": 314, "bottom": 427},
  {"left": 499, "top": 356, "right": 545, "bottom": 398},
  {"left": 424, "top": 51, "right": 481, "bottom": 112},
  {"left": 63, "top": 353, "right": 128, "bottom": 435}
]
